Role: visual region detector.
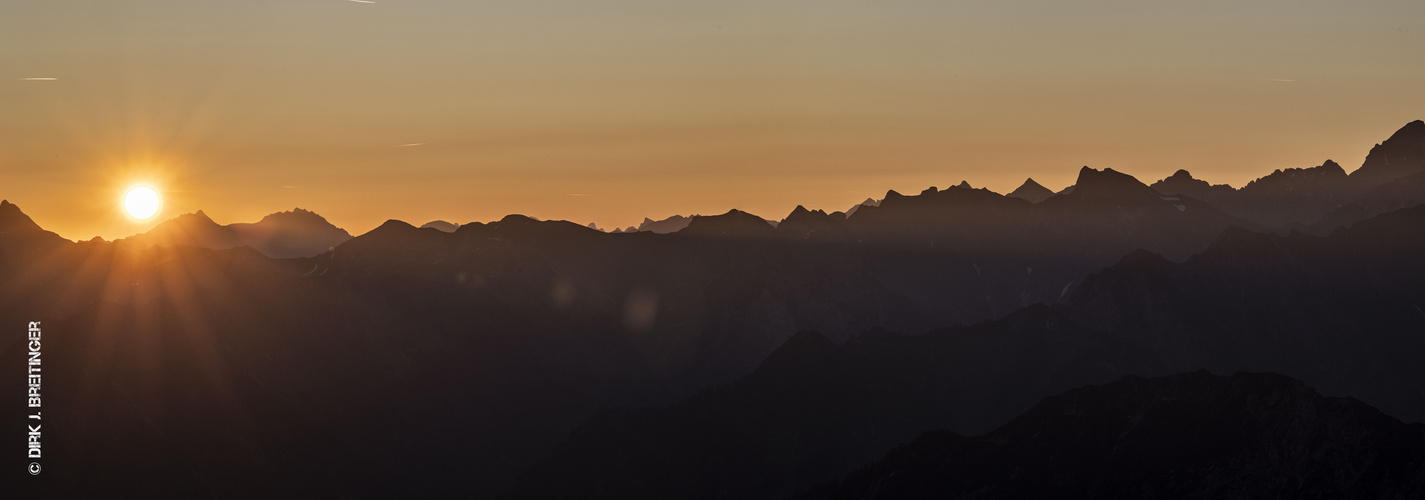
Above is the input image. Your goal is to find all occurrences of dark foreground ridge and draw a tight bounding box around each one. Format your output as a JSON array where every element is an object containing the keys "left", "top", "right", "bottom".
[{"left": 804, "top": 371, "right": 1425, "bottom": 499}]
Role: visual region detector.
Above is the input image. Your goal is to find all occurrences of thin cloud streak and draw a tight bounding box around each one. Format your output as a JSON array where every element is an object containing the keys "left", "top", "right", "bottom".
[{"left": 17, "top": 77, "right": 58, "bottom": 81}]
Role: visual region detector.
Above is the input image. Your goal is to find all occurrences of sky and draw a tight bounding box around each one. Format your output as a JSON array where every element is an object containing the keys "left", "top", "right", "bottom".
[{"left": 3, "top": 0, "right": 1424, "bottom": 240}]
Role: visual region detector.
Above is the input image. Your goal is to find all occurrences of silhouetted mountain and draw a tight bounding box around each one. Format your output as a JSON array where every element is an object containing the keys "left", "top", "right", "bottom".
[
  {"left": 124, "top": 208, "right": 351, "bottom": 258},
  {"left": 1310, "top": 169, "right": 1425, "bottom": 232},
  {"left": 842, "top": 198, "right": 879, "bottom": 217},
  {"left": 677, "top": 209, "right": 775, "bottom": 238},
  {"left": 421, "top": 220, "right": 460, "bottom": 232},
  {"left": 636, "top": 214, "right": 693, "bottom": 234},
  {"left": 229, "top": 208, "right": 352, "bottom": 258},
  {"left": 1351, "top": 119, "right": 1425, "bottom": 186},
  {"left": 1233, "top": 159, "right": 1354, "bottom": 226},
  {"left": 1149, "top": 169, "right": 1236, "bottom": 206},
  {"left": 130, "top": 209, "right": 234, "bottom": 247},
  {"left": 1006, "top": 178, "right": 1053, "bottom": 203},
  {"left": 776, "top": 205, "right": 849, "bottom": 239},
  {"left": 807, "top": 372, "right": 1425, "bottom": 499},
  {"left": 1032, "top": 166, "right": 1259, "bottom": 261},
  {"left": 0, "top": 200, "right": 70, "bottom": 275},
  {"left": 1148, "top": 121, "right": 1425, "bottom": 229},
  {"left": 0, "top": 199, "right": 57, "bottom": 236}
]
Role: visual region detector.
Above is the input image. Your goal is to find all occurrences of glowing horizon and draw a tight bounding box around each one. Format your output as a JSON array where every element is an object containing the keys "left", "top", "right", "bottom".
[{"left": 3, "top": 1, "right": 1423, "bottom": 240}]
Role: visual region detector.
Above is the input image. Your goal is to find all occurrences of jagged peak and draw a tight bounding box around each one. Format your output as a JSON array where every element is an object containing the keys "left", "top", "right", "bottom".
[{"left": 955, "top": 180, "right": 973, "bottom": 189}]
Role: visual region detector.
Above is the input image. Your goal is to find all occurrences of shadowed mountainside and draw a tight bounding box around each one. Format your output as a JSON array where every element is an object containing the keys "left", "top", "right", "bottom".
[
  {"left": 804, "top": 371, "right": 1425, "bottom": 500},
  {"left": 506, "top": 203, "right": 1425, "bottom": 500}
]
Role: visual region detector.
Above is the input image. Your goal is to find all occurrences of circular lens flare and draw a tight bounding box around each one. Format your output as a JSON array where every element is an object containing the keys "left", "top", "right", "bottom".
[{"left": 124, "top": 186, "right": 161, "bottom": 220}]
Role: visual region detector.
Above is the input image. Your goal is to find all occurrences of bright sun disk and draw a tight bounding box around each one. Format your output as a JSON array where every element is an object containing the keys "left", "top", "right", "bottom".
[{"left": 124, "top": 186, "right": 161, "bottom": 220}]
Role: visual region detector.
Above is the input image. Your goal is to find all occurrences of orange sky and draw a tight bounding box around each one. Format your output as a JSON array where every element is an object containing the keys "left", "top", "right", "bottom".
[{"left": 3, "top": 1, "right": 1424, "bottom": 240}]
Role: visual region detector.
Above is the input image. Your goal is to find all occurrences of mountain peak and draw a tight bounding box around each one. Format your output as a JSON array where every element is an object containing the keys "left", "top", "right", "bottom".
[
  {"left": 1350, "top": 119, "right": 1425, "bottom": 185},
  {"left": 679, "top": 209, "right": 775, "bottom": 238},
  {"left": 1007, "top": 178, "right": 1053, "bottom": 203},
  {"left": 1070, "top": 166, "right": 1158, "bottom": 199},
  {"left": 0, "top": 200, "right": 46, "bottom": 234},
  {"left": 637, "top": 214, "right": 692, "bottom": 234},
  {"left": 420, "top": 220, "right": 459, "bottom": 233},
  {"left": 177, "top": 210, "right": 217, "bottom": 226},
  {"left": 371, "top": 219, "right": 418, "bottom": 233}
]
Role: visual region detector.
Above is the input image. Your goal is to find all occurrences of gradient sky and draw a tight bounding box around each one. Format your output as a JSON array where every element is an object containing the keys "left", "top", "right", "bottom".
[{"left": 3, "top": 0, "right": 1424, "bottom": 240}]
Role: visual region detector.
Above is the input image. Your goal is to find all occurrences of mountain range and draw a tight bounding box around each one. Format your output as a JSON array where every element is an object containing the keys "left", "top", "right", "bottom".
[
  {"left": 3, "top": 120, "right": 1425, "bottom": 497},
  {"left": 121, "top": 207, "right": 351, "bottom": 258}
]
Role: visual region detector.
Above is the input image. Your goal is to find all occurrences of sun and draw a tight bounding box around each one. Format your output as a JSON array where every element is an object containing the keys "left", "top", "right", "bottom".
[{"left": 123, "top": 186, "right": 162, "bottom": 220}]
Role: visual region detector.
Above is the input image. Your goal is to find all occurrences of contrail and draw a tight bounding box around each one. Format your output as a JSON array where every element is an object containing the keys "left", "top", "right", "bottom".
[
  {"left": 17, "top": 78, "right": 57, "bottom": 81},
  {"left": 347, "top": 0, "right": 374, "bottom": 3}
]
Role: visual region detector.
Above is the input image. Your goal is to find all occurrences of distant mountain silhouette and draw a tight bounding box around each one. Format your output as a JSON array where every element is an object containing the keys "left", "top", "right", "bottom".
[
  {"left": 124, "top": 208, "right": 351, "bottom": 258},
  {"left": 636, "top": 214, "right": 693, "bottom": 233},
  {"left": 677, "top": 209, "right": 776, "bottom": 238},
  {"left": 842, "top": 197, "right": 879, "bottom": 217},
  {"left": 1148, "top": 120, "right": 1425, "bottom": 229},
  {"left": 777, "top": 205, "right": 850, "bottom": 240},
  {"left": 1006, "top": 178, "right": 1053, "bottom": 203},
  {"left": 806, "top": 372, "right": 1425, "bottom": 499},
  {"left": 420, "top": 220, "right": 460, "bottom": 232},
  {"left": 1149, "top": 169, "right": 1236, "bottom": 206}
]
